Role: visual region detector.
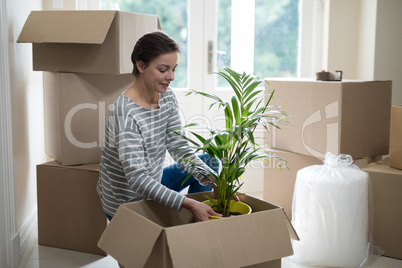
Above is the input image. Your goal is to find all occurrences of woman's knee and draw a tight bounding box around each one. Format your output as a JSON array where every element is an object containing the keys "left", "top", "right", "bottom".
[{"left": 198, "top": 153, "right": 219, "bottom": 172}]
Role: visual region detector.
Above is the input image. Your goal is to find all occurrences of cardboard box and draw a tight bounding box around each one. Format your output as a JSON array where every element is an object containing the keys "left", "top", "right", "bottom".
[
  {"left": 17, "top": 10, "right": 161, "bottom": 74},
  {"left": 362, "top": 159, "right": 402, "bottom": 259},
  {"left": 43, "top": 72, "right": 134, "bottom": 165},
  {"left": 98, "top": 192, "right": 299, "bottom": 268},
  {"left": 37, "top": 161, "right": 107, "bottom": 255},
  {"left": 390, "top": 105, "right": 402, "bottom": 169},
  {"left": 265, "top": 79, "right": 392, "bottom": 159},
  {"left": 263, "top": 149, "right": 377, "bottom": 219}
]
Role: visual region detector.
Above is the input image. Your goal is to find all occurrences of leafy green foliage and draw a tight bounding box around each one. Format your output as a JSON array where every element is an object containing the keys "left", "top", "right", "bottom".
[{"left": 174, "top": 67, "right": 287, "bottom": 216}]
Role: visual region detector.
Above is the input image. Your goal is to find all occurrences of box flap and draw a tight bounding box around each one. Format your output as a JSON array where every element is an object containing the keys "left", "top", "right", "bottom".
[
  {"left": 165, "top": 209, "right": 294, "bottom": 268},
  {"left": 239, "top": 194, "right": 299, "bottom": 241},
  {"left": 364, "top": 158, "right": 402, "bottom": 175},
  {"left": 39, "top": 161, "right": 99, "bottom": 172},
  {"left": 282, "top": 208, "right": 300, "bottom": 241},
  {"left": 17, "top": 11, "right": 117, "bottom": 44},
  {"left": 97, "top": 205, "right": 163, "bottom": 267}
]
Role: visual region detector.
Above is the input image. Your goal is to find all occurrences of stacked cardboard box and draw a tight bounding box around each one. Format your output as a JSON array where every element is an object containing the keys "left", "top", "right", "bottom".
[
  {"left": 36, "top": 162, "right": 107, "bottom": 255},
  {"left": 264, "top": 79, "right": 392, "bottom": 159},
  {"left": 262, "top": 78, "right": 401, "bottom": 258},
  {"left": 42, "top": 72, "right": 134, "bottom": 165},
  {"left": 17, "top": 10, "right": 161, "bottom": 255},
  {"left": 18, "top": 10, "right": 161, "bottom": 165},
  {"left": 390, "top": 105, "right": 402, "bottom": 169},
  {"left": 362, "top": 159, "right": 402, "bottom": 259},
  {"left": 361, "top": 104, "right": 402, "bottom": 259}
]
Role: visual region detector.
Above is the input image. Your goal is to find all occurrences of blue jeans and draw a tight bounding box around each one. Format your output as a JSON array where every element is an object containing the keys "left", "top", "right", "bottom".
[
  {"left": 161, "top": 153, "right": 218, "bottom": 194},
  {"left": 105, "top": 153, "right": 218, "bottom": 221}
]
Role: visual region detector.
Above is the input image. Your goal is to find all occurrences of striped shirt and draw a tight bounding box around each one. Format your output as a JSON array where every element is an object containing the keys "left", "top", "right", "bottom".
[{"left": 97, "top": 88, "right": 214, "bottom": 217}]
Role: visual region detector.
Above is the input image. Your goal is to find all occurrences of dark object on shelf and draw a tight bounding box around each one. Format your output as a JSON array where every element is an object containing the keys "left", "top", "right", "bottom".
[{"left": 316, "top": 70, "right": 343, "bottom": 81}]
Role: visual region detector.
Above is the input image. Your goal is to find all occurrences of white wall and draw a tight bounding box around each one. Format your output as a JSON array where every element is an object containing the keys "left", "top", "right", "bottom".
[
  {"left": 1, "top": 1, "right": 15, "bottom": 266},
  {"left": 356, "top": 0, "right": 377, "bottom": 80},
  {"left": 373, "top": 0, "right": 402, "bottom": 105},
  {"left": 321, "top": 0, "right": 402, "bottom": 105},
  {"left": 7, "top": 0, "right": 100, "bottom": 263},
  {"left": 7, "top": 0, "right": 46, "bottom": 262},
  {"left": 325, "top": 0, "right": 360, "bottom": 79},
  {"left": 1, "top": 1, "right": 104, "bottom": 265}
]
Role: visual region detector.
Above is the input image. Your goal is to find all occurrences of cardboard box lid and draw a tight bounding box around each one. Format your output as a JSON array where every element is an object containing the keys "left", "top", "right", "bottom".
[
  {"left": 17, "top": 11, "right": 117, "bottom": 44},
  {"left": 98, "top": 195, "right": 297, "bottom": 268}
]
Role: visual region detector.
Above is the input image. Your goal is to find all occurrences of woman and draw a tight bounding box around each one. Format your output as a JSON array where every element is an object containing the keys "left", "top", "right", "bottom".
[{"left": 97, "top": 31, "right": 221, "bottom": 222}]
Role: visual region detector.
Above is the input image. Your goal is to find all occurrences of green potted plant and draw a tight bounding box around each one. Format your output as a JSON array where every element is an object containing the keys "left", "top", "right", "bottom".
[{"left": 175, "top": 67, "right": 287, "bottom": 218}]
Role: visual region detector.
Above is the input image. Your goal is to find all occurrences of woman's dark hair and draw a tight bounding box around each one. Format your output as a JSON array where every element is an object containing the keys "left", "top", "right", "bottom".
[{"left": 131, "top": 31, "right": 180, "bottom": 77}]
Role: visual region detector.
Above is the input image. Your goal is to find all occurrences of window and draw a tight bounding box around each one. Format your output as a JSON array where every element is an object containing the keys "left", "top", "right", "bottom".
[
  {"left": 102, "top": 0, "right": 188, "bottom": 88},
  {"left": 102, "top": 0, "right": 300, "bottom": 89},
  {"left": 217, "top": 0, "right": 299, "bottom": 86}
]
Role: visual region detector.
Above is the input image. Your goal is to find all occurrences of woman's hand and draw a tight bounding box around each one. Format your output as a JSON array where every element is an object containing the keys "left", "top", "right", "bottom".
[
  {"left": 182, "top": 198, "right": 222, "bottom": 222},
  {"left": 232, "top": 194, "right": 241, "bottom": 201}
]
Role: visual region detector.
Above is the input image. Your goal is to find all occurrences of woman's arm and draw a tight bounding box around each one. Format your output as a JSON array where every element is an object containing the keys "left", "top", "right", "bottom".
[
  {"left": 165, "top": 91, "right": 217, "bottom": 185},
  {"left": 112, "top": 97, "right": 186, "bottom": 211}
]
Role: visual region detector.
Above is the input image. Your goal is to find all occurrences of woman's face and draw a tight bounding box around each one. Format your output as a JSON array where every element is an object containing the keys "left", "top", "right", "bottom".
[{"left": 139, "top": 51, "right": 178, "bottom": 94}]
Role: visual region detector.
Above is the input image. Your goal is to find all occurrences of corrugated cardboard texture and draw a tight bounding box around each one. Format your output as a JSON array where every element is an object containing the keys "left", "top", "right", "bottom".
[
  {"left": 263, "top": 149, "right": 374, "bottom": 219},
  {"left": 17, "top": 11, "right": 161, "bottom": 74},
  {"left": 43, "top": 72, "right": 134, "bottom": 165},
  {"left": 98, "top": 193, "right": 297, "bottom": 268},
  {"left": 363, "top": 159, "right": 402, "bottom": 259},
  {"left": 265, "top": 79, "right": 392, "bottom": 159},
  {"left": 36, "top": 161, "right": 107, "bottom": 255},
  {"left": 390, "top": 105, "right": 402, "bottom": 169}
]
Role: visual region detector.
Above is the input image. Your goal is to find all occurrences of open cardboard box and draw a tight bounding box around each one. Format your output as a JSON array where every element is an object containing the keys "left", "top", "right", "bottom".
[
  {"left": 17, "top": 10, "right": 161, "bottom": 74},
  {"left": 98, "top": 192, "right": 299, "bottom": 268},
  {"left": 265, "top": 79, "right": 392, "bottom": 159}
]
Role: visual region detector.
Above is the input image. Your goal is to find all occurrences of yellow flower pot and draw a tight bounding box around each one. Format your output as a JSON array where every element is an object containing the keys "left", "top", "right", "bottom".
[{"left": 202, "top": 199, "right": 252, "bottom": 220}]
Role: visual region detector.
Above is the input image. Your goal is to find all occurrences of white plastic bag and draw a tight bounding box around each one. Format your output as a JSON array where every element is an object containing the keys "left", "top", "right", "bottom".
[{"left": 290, "top": 152, "right": 376, "bottom": 267}]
